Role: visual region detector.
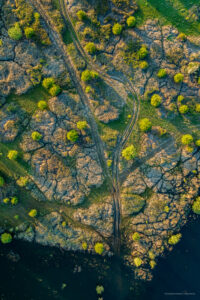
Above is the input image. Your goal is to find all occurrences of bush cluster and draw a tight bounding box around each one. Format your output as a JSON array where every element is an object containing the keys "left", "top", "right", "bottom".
[
  {"left": 94, "top": 242, "right": 104, "bottom": 255},
  {"left": 112, "top": 23, "right": 122, "bottom": 35},
  {"left": 85, "top": 42, "right": 97, "bottom": 54},
  {"left": 157, "top": 69, "right": 167, "bottom": 78},
  {"left": 174, "top": 73, "right": 184, "bottom": 83},
  {"left": 151, "top": 94, "right": 162, "bottom": 107},
  {"left": 181, "top": 134, "right": 193, "bottom": 145},
  {"left": 31, "top": 131, "right": 42, "bottom": 141},
  {"left": 28, "top": 209, "right": 37, "bottom": 217},
  {"left": 42, "top": 78, "right": 61, "bottom": 96},
  {"left": 122, "top": 145, "right": 137, "bottom": 161},
  {"left": 168, "top": 233, "right": 182, "bottom": 245},
  {"left": 126, "top": 16, "right": 136, "bottom": 27},
  {"left": 67, "top": 130, "right": 79, "bottom": 142},
  {"left": 139, "top": 118, "right": 152, "bottom": 132},
  {"left": 192, "top": 197, "right": 200, "bottom": 214},
  {"left": 1, "top": 233, "right": 12, "bottom": 244},
  {"left": 8, "top": 23, "right": 22, "bottom": 40},
  {"left": 81, "top": 70, "right": 99, "bottom": 82},
  {"left": 179, "top": 104, "right": 189, "bottom": 114},
  {"left": 7, "top": 150, "right": 18, "bottom": 160}
]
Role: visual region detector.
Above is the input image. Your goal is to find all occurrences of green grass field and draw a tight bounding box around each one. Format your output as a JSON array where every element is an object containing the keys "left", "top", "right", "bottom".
[{"left": 135, "top": 0, "right": 200, "bottom": 35}]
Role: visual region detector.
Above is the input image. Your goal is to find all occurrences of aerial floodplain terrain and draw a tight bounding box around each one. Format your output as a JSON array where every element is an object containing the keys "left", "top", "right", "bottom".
[{"left": 1, "top": 0, "right": 200, "bottom": 299}]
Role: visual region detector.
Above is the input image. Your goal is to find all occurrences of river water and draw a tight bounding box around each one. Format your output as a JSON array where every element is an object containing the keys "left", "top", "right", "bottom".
[{"left": 0, "top": 215, "right": 200, "bottom": 300}]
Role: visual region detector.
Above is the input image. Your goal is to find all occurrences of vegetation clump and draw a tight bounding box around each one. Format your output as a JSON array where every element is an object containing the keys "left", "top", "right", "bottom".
[
  {"left": 17, "top": 176, "right": 29, "bottom": 187},
  {"left": 49, "top": 84, "right": 61, "bottom": 96},
  {"left": 179, "top": 104, "right": 189, "bottom": 114},
  {"left": 122, "top": 145, "right": 137, "bottom": 160},
  {"left": 127, "top": 16, "right": 136, "bottom": 27},
  {"left": 177, "top": 33, "right": 187, "bottom": 41},
  {"left": 168, "top": 233, "right": 182, "bottom": 245},
  {"left": 28, "top": 209, "right": 37, "bottom": 217},
  {"left": 7, "top": 150, "right": 18, "bottom": 160},
  {"left": 81, "top": 70, "right": 99, "bottom": 82},
  {"left": 139, "top": 118, "right": 152, "bottom": 132},
  {"left": 157, "top": 69, "right": 167, "bottom": 78},
  {"left": 31, "top": 131, "right": 42, "bottom": 141},
  {"left": 77, "top": 10, "right": 87, "bottom": 21},
  {"left": 1, "top": 233, "right": 12, "bottom": 244},
  {"left": 181, "top": 134, "right": 193, "bottom": 145},
  {"left": 8, "top": 23, "right": 22, "bottom": 40},
  {"left": 174, "top": 73, "right": 184, "bottom": 83},
  {"left": 192, "top": 197, "right": 200, "bottom": 214},
  {"left": 67, "top": 130, "right": 79, "bottom": 142},
  {"left": 42, "top": 78, "right": 61, "bottom": 96},
  {"left": 177, "top": 95, "right": 184, "bottom": 102},
  {"left": 11, "top": 196, "right": 18, "bottom": 205},
  {"left": 82, "top": 242, "right": 88, "bottom": 250},
  {"left": 195, "top": 104, "right": 200, "bottom": 113},
  {"left": 112, "top": 23, "right": 122, "bottom": 35},
  {"left": 139, "top": 61, "right": 148, "bottom": 70},
  {"left": 3, "top": 198, "right": 10, "bottom": 204},
  {"left": 137, "top": 46, "right": 148, "bottom": 59},
  {"left": 96, "top": 285, "right": 104, "bottom": 295},
  {"left": 94, "top": 242, "right": 104, "bottom": 255},
  {"left": 151, "top": 94, "right": 162, "bottom": 107}
]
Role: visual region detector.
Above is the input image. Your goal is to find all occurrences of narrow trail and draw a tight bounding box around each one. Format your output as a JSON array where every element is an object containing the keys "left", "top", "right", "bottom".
[{"left": 30, "top": 0, "right": 140, "bottom": 254}]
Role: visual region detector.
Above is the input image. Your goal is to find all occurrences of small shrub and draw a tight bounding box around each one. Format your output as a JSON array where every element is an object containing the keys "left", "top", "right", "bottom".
[
  {"left": 85, "top": 42, "right": 97, "bottom": 54},
  {"left": 94, "top": 242, "right": 104, "bottom": 255},
  {"left": 8, "top": 23, "right": 22, "bottom": 40},
  {"left": 1, "top": 233, "right": 12, "bottom": 244},
  {"left": 174, "top": 73, "right": 184, "bottom": 83},
  {"left": 151, "top": 94, "right": 162, "bottom": 107},
  {"left": 0, "top": 39, "right": 3, "bottom": 46},
  {"left": 164, "top": 205, "right": 170, "bottom": 213},
  {"left": 107, "top": 159, "right": 112, "bottom": 167},
  {"left": 24, "top": 27, "right": 35, "bottom": 39},
  {"left": 132, "top": 232, "right": 140, "bottom": 241},
  {"left": 148, "top": 251, "right": 155, "bottom": 260},
  {"left": 195, "top": 104, "right": 200, "bottom": 112},
  {"left": 49, "top": 84, "right": 61, "bottom": 96},
  {"left": 157, "top": 69, "right": 167, "bottom": 78},
  {"left": 77, "top": 10, "right": 87, "bottom": 21},
  {"left": 0, "top": 176, "right": 5, "bottom": 187},
  {"left": 139, "top": 118, "right": 152, "bottom": 132},
  {"left": 3, "top": 198, "right": 10, "bottom": 204},
  {"left": 179, "top": 104, "right": 189, "bottom": 114},
  {"left": 177, "top": 95, "right": 184, "bottom": 102},
  {"left": 11, "top": 196, "right": 18, "bottom": 205},
  {"left": 7, "top": 150, "right": 18, "bottom": 160},
  {"left": 150, "top": 260, "right": 156, "bottom": 269},
  {"left": 96, "top": 285, "right": 104, "bottom": 295},
  {"left": 177, "top": 33, "right": 187, "bottom": 41},
  {"left": 181, "top": 134, "right": 193, "bottom": 145},
  {"left": 42, "top": 77, "right": 55, "bottom": 89},
  {"left": 134, "top": 257, "right": 143, "bottom": 267},
  {"left": 16, "top": 176, "right": 29, "bottom": 187},
  {"left": 112, "top": 23, "right": 122, "bottom": 35},
  {"left": 139, "top": 61, "right": 148, "bottom": 69},
  {"left": 67, "top": 130, "right": 79, "bottom": 142},
  {"left": 82, "top": 242, "right": 88, "bottom": 250},
  {"left": 198, "top": 77, "right": 200, "bottom": 85},
  {"left": 168, "top": 233, "right": 182, "bottom": 245},
  {"left": 192, "top": 197, "right": 200, "bottom": 214},
  {"left": 137, "top": 46, "right": 148, "bottom": 59},
  {"left": 77, "top": 120, "right": 88, "bottom": 130},
  {"left": 28, "top": 209, "right": 37, "bottom": 217},
  {"left": 127, "top": 16, "right": 136, "bottom": 27},
  {"left": 85, "top": 86, "right": 91, "bottom": 93},
  {"left": 122, "top": 145, "right": 137, "bottom": 160},
  {"left": 31, "top": 131, "right": 42, "bottom": 141},
  {"left": 38, "top": 100, "right": 47, "bottom": 110}
]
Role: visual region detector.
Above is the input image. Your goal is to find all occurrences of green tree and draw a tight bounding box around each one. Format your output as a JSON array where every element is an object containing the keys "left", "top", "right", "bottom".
[
  {"left": 49, "top": 84, "right": 61, "bottom": 96},
  {"left": 1, "top": 233, "right": 12, "bottom": 244},
  {"left": 179, "top": 104, "right": 189, "bottom": 114},
  {"left": 24, "top": 27, "right": 35, "bottom": 39},
  {"left": 196, "top": 140, "right": 200, "bottom": 147},
  {"left": 134, "top": 257, "right": 143, "bottom": 267},
  {"left": 77, "top": 120, "right": 88, "bottom": 130},
  {"left": 139, "top": 118, "right": 152, "bottom": 132},
  {"left": 42, "top": 77, "right": 55, "bottom": 89},
  {"left": 0, "top": 176, "right": 5, "bottom": 187},
  {"left": 85, "top": 42, "right": 97, "bottom": 54},
  {"left": 126, "top": 16, "right": 136, "bottom": 27},
  {"left": 151, "top": 94, "right": 162, "bottom": 107},
  {"left": 137, "top": 46, "right": 148, "bottom": 59},
  {"left": 122, "top": 145, "right": 137, "bottom": 160},
  {"left": 192, "top": 197, "right": 200, "bottom": 214},
  {"left": 139, "top": 61, "right": 148, "bottom": 69},
  {"left": 168, "top": 233, "right": 182, "bottom": 245},
  {"left": 177, "top": 33, "right": 187, "bottom": 41},
  {"left": 81, "top": 70, "right": 98, "bottom": 82},
  {"left": 82, "top": 242, "right": 88, "bottom": 250},
  {"left": 38, "top": 100, "right": 47, "bottom": 110},
  {"left": 8, "top": 23, "right": 22, "bottom": 40},
  {"left": 195, "top": 104, "right": 200, "bottom": 112},
  {"left": 7, "top": 150, "right": 18, "bottom": 160},
  {"left": 94, "top": 242, "right": 104, "bottom": 255},
  {"left": 174, "top": 73, "right": 184, "bottom": 83},
  {"left": 132, "top": 232, "right": 140, "bottom": 241},
  {"left": 3, "top": 198, "right": 10, "bottom": 204},
  {"left": 28, "top": 209, "right": 37, "bottom": 217},
  {"left": 67, "top": 130, "right": 79, "bottom": 142},
  {"left": 112, "top": 23, "right": 122, "bottom": 35},
  {"left": 181, "top": 134, "right": 193, "bottom": 145},
  {"left": 77, "top": 10, "right": 87, "bottom": 21},
  {"left": 157, "top": 69, "right": 167, "bottom": 78},
  {"left": 31, "top": 131, "right": 42, "bottom": 141}
]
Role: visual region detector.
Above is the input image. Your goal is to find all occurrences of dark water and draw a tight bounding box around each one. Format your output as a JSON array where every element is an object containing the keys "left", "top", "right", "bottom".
[{"left": 0, "top": 216, "right": 200, "bottom": 300}]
